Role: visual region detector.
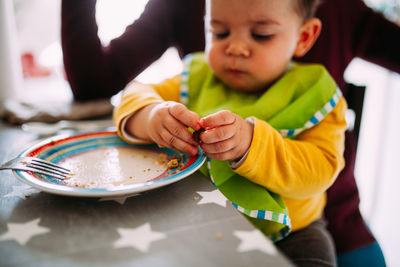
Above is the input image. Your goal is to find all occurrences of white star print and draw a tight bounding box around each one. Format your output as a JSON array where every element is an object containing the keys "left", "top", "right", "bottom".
[
  {"left": 3, "top": 184, "right": 39, "bottom": 199},
  {"left": 196, "top": 189, "right": 227, "bottom": 207},
  {"left": 114, "top": 223, "right": 166, "bottom": 252},
  {"left": 0, "top": 218, "right": 50, "bottom": 246},
  {"left": 234, "top": 229, "right": 277, "bottom": 255}
]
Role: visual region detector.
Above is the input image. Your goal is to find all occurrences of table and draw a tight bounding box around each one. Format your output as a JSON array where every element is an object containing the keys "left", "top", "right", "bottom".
[{"left": 0, "top": 120, "right": 292, "bottom": 266}]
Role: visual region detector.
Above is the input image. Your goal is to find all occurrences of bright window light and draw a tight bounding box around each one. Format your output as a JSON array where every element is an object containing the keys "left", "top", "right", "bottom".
[{"left": 96, "top": 0, "right": 150, "bottom": 45}]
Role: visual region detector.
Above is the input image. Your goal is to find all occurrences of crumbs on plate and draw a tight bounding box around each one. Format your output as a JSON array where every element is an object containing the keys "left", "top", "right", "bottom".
[
  {"left": 62, "top": 147, "right": 182, "bottom": 189},
  {"left": 156, "top": 153, "right": 180, "bottom": 169}
]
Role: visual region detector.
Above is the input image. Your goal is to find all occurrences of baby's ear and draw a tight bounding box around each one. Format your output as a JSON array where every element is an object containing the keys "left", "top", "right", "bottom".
[{"left": 293, "top": 18, "right": 322, "bottom": 57}]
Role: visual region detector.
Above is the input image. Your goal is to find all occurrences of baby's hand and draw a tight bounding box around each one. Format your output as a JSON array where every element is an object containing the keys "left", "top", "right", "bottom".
[
  {"left": 198, "top": 110, "right": 253, "bottom": 161},
  {"left": 145, "top": 101, "right": 201, "bottom": 155}
]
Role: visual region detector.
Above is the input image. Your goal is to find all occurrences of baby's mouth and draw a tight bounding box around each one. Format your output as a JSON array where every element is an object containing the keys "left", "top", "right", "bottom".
[{"left": 227, "top": 68, "right": 245, "bottom": 75}]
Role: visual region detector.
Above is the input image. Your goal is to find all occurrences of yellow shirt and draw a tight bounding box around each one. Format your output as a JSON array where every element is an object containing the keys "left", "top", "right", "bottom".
[{"left": 114, "top": 75, "right": 347, "bottom": 231}]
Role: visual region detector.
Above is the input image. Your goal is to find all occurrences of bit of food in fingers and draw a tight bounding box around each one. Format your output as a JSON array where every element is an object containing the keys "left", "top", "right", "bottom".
[{"left": 193, "top": 128, "right": 205, "bottom": 143}]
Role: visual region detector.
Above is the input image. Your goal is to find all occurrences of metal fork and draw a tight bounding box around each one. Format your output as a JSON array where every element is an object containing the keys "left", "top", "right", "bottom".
[{"left": 0, "top": 157, "right": 72, "bottom": 180}]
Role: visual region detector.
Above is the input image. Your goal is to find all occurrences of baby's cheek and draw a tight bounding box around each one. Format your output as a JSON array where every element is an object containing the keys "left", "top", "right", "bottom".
[{"left": 207, "top": 49, "right": 222, "bottom": 74}]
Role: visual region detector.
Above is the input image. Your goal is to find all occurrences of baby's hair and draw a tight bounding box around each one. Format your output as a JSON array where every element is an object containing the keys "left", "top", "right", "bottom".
[{"left": 295, "top": 0, "right": 322, "bottom": 20}]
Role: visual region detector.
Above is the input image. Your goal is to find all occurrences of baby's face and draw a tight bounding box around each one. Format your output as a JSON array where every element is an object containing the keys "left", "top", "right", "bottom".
[{"left": 207, "top": 0, "right": 304, "bottom": 92}]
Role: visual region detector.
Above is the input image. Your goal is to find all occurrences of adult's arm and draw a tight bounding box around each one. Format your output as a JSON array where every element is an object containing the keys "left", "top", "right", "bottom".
[
  {"left": 61, "top": 0, "right": 205, "bottom": 101},
  {"left": 349, "top": 0, "right": 400, "bottom": 73},
  {"left": 300, "top": 0, "right": 400, "bottom": 89}
]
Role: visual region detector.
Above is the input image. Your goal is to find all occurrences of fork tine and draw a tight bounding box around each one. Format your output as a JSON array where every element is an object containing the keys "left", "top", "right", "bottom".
[
  {"left": 30, "top": 159, "right": 70, "bottom": 175},
  {"left": 0, "top": 157, "right": 72, "bottom": 180},
  {"left": 23, "top": 166, "right": 68, "bottom": 180},
  {"left": 29, "top": 162, "right": 70, "bottom": 176}
]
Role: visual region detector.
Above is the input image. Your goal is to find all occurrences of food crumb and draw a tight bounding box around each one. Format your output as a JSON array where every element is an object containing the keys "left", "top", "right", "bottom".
[
  {"left": 167, "top": 159, "right": 179, "bottom": 168},
  {"left": 216, "top": 232, "right": 223, "bottom": 240},
  {"left": 193, "top": 195, "right": 199, "bottom": 201}
]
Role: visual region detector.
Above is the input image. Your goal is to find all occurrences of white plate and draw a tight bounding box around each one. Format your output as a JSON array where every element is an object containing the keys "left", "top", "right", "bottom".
[{"left": 13, "top": 131, "right": 206, "bottom": 197}]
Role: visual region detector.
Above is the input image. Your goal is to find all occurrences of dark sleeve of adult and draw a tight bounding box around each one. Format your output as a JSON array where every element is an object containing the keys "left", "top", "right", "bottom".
[
  {"left": 300, "top": 0, "right": 400, "bottom": 90},
  {"left": 61, "top": 0, "right": 205, "bottom": 101},
  {"left": 350, "top": 0, "right": 400, "bottom": 73}
]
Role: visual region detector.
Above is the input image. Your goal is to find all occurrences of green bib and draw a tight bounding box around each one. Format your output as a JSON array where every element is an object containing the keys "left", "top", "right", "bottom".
[{"left": 181, "top": 52, "right": 341, "bottom": 241}]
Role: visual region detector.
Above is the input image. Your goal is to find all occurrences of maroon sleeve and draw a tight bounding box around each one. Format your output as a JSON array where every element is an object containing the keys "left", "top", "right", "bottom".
[
  {"left": 61, "top": 0, "right": 205, "bottom": 101},
  {"left": 351, "top": 2, "right": 400, "bottom": 74},
  {"left": 299, "top": 0, "right": 400, "bottom": 91}
]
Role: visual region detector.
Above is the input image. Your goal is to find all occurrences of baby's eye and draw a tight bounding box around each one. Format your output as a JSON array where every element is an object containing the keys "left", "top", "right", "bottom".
[
  {"left": 213, "top": 31, "right": 230, "bottom": 39},
  {"left": 252, "top": 33, "right": 273, "bottom": 41}
]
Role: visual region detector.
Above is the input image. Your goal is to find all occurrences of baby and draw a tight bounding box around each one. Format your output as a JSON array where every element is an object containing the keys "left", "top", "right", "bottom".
[{"left": 114, "top": 0, "right": 347, "bottom": 265}]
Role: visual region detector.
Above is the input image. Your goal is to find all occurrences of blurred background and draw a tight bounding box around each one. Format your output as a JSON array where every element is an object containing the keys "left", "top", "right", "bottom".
[{"left": 1, "top": 0, "right": 400, "bottom": 265}]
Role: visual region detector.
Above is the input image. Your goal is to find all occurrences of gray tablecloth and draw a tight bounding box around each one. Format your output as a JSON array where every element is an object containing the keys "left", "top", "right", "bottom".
[{"left": 0, "top": 121, "right": 292, "bottom": 267}]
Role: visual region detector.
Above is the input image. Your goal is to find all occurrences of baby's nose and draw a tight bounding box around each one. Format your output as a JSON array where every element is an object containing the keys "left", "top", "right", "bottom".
[{"left": 225, "top": 41, "right": 250, "bottom": 57}]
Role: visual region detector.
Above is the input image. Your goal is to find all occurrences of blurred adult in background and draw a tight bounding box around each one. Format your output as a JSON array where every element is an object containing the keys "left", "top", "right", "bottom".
[
  {"left": 62, "top": 0, "right": 400, "bottom": 265},
  {"left": 62, "top": 0, "right": 205, "bottom": 101}
]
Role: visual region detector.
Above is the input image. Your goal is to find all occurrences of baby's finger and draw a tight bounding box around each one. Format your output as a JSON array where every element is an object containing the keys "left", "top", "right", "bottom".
[
  {"left": 199, "top": 110, "right": 236, "bottom": 129},
  {"left": 163, "top": 116, "right": 198, "bottom": 146},
  {"left": 168, "top": 103, "right": 201, "bottom": 131},
  {"left": 204, "top": 149, "right": 236, "bottom": 161},
  {"left": 159, "top": 130, "right": 198, "bottom": 156},
  {"left": 200, "top": 138, "right": 235, "bottom": 154},
  {"left": 201, "top": 123, "right": 235, "bottom": 144}
]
